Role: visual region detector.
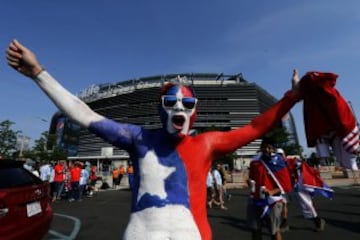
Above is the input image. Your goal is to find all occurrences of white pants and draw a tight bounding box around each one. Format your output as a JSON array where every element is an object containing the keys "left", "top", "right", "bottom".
[
  {"left": 294, "top": 190, "right": 317, "bottom": 219},
  {"left": 316, "top": 134, "right": 358, "bottom": 170}
]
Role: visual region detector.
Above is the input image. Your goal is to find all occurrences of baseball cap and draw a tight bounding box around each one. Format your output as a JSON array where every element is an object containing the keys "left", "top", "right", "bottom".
[{"left": 276, "top": 148, "right": 285, "bottom": 154}]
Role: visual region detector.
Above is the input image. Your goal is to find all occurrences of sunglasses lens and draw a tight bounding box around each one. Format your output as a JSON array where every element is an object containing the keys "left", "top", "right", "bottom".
[
  {"left": 163, "top": 96, "right": 177, "bottom": 107},
  {"left": 162, "top": 95, "right": 197, "bottom": 109},
  {"left": 182, "top": 97, "right": 196, "bottom": 109}
]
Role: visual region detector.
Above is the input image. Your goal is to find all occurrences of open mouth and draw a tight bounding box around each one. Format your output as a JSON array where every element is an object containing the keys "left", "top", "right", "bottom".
[{"left": 172, "top": 115, "right": 185, "bottom": 130}]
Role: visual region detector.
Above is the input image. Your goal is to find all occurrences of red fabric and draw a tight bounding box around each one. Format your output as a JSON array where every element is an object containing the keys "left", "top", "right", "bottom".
[
  {"left": 70, "top": 166, "right": 81, "bottom": 182},
  {"left": 54, "top": 164, "right": 64, "bottom": 182},
  {"left": 274, "top": 166, "right": 293, "bottom": 193},
  {"left": 249, "top": 161, "right": 275, "bottom": 199},
  {"left": 249, "top": 160, "right": 292, "bottom": 199},
  {"left": 285, "top": 156, "right": 325, "bottom": 187},
  {"left": 285, "top": 157, "right": 298, "bottom": 174},
  {"left": 285, "top": 156, "right": 300, "bottom": 185},
  {"left": 90, "top": 166, "right": 97, "bottom": 180},
  {"left": 300, "top": 71, "right": 357, "bottom": 147},
  {"left": 301, "top": 162, "right": 325, "bottom": 187},
  {"left": 198, "top": 90, "right": 300, "bottom": 158},
  {"left": 176, "top": 90, "right": 299, "bottom": 240}
]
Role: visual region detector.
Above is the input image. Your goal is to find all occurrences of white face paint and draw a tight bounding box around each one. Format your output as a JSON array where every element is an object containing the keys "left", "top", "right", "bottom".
[{"left": 162, "top": 90, "right": 197, "bottom": 136}]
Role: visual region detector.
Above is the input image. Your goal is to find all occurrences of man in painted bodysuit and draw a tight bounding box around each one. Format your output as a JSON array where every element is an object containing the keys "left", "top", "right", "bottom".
[{"left": 6, "top": 39, "right": 301, "bottom": 240}]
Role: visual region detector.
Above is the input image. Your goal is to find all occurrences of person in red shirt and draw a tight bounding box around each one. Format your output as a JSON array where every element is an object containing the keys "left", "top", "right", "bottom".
[
  {"left": 118, "top": 165, "right": 125, "bottom": 186},
  {"left": 127, "top": 163, "right": 134, "bottom": 190},
  {"left": 69, "top": 162, "right": 82, "bottom": 202},
  {"left": 53, "top": 160, "right": 65, "bottom": 201},
  {"left": 278, "top": 149, "right": 331, "bottom": 232},
  {"left": 89, "top": 165, "right": 97, "bottom": 196},
  {"left": 112, "top": 167, "right": 120, "bottom": 189}
]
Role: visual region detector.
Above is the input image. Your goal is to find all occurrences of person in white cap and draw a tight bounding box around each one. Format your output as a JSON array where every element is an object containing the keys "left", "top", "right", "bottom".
[{"left": 277, "top": 148, "right": 329, "bottom": 232}]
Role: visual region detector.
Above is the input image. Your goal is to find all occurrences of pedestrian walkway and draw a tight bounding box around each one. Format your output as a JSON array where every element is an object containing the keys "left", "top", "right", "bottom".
[
  {"left": 325, "top": 177, "right": 359, "bottom": 187},
  {"left": 227, "top": 169, "right": 360, "bottom": 189}
]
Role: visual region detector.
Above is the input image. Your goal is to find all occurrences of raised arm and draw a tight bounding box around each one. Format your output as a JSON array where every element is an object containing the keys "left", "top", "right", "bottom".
[
  {"left": 6, "top": 39, "right": 104, "bottom": 128},
  {"left": 206, "top": 69, "right": 301, "bottom": 156}
]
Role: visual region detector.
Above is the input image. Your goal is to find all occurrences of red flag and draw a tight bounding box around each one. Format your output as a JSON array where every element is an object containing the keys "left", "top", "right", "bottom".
[{"left": 300, "top": 71, "right": 359, "bottom": 154}]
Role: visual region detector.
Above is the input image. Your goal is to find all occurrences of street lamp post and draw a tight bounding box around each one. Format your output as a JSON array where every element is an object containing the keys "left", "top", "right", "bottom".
[
  {"left": 18, "top": 134, "right": 30, "bottom": 158},
  {"left": 19, "top": 134, "right": 25, "bottom": 158},
  {"left": 36, "top": 117, "right": 49, "bottom": 152}
]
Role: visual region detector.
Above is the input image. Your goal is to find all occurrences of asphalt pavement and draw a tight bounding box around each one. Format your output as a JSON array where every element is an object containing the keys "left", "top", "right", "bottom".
[{"left": 43, "top": 185, "right": 360, "bottom": 240}]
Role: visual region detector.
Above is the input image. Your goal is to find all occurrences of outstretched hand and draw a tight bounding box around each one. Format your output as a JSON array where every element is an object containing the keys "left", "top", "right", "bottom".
[{"left": 6, "top": 39, "right": 43, "bottom": 78}]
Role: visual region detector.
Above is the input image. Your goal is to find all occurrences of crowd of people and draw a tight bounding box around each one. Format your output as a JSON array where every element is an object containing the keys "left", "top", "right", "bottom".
[
  {"left": 246, "top": 142, "right": 333, "bottom": 240},
  {"left": 112, "top": 164, "right": 126, "bottom": 189},
  {"left": 24, "top": 159, "right": 135, "bottom": 202},
  {"left": 206, "top": 163, "right": 232, "bottom": 210},
  {"left": 111, "top": 163, "right": 134, "bottom": 189},
  {"left": 204, "top": 139, "right": 334, "bottom": 240},
  {"left": 24, "top": 160, "right": 98, "bottom": 202}
]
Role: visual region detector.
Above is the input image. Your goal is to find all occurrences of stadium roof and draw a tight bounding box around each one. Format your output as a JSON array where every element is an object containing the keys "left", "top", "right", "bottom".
[{"left": 76, "top": 72, "right": 247, "bottom": 103}]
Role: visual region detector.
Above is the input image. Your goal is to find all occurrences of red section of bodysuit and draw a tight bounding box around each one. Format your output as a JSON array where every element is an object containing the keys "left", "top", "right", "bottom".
[{"left": 177, "top": 90, "right": 299, "bottom": 240}]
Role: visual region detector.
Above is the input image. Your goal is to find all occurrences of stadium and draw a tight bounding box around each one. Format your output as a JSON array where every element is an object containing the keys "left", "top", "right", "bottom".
[{"left": 49, "top": 72, "right": 298, "bottom": 169}]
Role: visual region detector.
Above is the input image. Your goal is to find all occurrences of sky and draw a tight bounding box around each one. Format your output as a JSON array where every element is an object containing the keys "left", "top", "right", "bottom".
[{"left": 1, "top": 0, "right": 359, "bottom": 156}]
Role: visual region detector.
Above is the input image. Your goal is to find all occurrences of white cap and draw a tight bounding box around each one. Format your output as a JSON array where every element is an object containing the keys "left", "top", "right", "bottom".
[{"left": 276, "top": 148, "right": 284, "bottom": 154}]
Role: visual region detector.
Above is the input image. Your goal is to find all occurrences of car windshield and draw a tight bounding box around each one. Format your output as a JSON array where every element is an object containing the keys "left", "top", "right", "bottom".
[{"left": 0, "top": 167, "right": 42, "bottom": 189}]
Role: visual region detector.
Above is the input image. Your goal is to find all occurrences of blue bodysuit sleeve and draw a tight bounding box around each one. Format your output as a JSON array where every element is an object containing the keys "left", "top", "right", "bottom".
[{"left": 88, "top": 118, "right": 142, "bottom": 151}]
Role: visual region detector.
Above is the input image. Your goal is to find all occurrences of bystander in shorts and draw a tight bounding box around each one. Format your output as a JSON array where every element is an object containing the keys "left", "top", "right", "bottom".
[{"left": 246, "top": 198, "right": 284, "bottom": 235}]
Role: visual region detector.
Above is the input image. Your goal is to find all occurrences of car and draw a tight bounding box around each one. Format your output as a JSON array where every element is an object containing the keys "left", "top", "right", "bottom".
[{"left": 0, "top": 159, "right": 53, "bottom": 240}]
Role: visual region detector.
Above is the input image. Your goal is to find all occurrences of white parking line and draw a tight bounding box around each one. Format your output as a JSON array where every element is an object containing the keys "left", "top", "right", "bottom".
[{"left": 47, "top": 213, "right": 81, "bottom": 240}]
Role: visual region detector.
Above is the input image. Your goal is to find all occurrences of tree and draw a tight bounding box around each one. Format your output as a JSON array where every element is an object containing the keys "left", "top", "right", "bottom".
[
  {"left": 33, "top": 131, "right": 48, "bottom": 151},
  {"left": 32, "top": 131, "right": 67, "bottom": 162},
  {"left": 0, "top": 120, "right": 20, "bottom": 159},
  {"left": 263, "top": 127, "right": 303, "bottom": 156},
  {"left": 32, "top": 131, "right": 49, "bottom": 161},
  {"left": 215, "top": 151, "right": 236, "bottom": 170}
]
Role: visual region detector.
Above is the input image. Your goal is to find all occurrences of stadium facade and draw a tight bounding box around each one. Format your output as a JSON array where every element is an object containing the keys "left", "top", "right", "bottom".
[{"left": 49, "top": 72, "right": 298, "bottom": 169}]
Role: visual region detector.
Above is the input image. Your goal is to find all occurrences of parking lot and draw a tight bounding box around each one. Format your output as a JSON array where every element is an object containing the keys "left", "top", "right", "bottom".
[{"left": 43, "top": 185, "right": 360, "bottom": 240}]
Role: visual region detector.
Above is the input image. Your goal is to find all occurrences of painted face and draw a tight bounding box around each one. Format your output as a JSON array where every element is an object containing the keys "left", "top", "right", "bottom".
[{"left": 159, "top": 84, "right": 197, "bottom": 138}]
